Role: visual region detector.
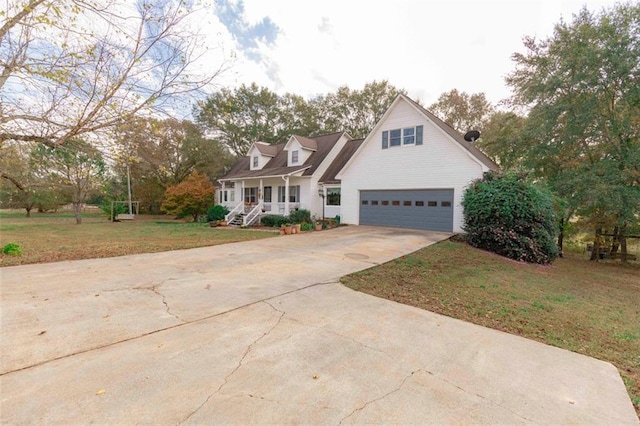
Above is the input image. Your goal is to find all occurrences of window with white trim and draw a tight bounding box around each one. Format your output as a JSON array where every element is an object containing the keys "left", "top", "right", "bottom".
[
  {"left": 291, "top": 150, "right": 299, "bottom": 164},
  {"left": 382, "top": 125, "right": 423, "bottom": 149},
  {"left": 277, "top": 185, "right": 300, "bottom": 203},
  {"left": 252, "top": 156, "right": 259, "bottom": 168},
  {"left": 326, "top": 188, "right": 340, "bottom": 206}
]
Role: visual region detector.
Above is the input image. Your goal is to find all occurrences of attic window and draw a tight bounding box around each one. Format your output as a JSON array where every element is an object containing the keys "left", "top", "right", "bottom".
[
  {"left": 292, "top": 150, "right": 299, "bottom": 164},
  {"left": 252, "top": 156, "right": 259, "bottom": 168},
  {"left": 382, "top": 125, "right": 424, "bottom": 149}
]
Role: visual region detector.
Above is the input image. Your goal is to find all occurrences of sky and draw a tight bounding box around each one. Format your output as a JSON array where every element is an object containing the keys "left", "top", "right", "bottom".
[{"left": 196, "top": 0, "right": 621, "bottom": 108}]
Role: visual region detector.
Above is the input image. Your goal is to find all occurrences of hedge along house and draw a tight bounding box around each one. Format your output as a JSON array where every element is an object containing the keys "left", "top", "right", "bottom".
[
  {"left": 336, "top": 94, "right": 498, "bottom": 232},
  {"left": 217, "top": 131, "right": 356, "bottom": 226}
]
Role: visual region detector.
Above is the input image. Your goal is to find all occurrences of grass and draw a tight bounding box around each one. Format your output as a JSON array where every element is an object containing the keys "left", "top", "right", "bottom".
[
  {"left": 341, "top": 239, "right": 640, "bottom": 415},
  {"left": 0, "top": 210, "right": 278, "bottom": 266}
]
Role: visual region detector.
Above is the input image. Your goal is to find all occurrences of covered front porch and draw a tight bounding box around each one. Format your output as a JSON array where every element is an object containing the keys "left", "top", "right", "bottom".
[{"left": 220, "top": 174, "right": 308, "bottom": 226}]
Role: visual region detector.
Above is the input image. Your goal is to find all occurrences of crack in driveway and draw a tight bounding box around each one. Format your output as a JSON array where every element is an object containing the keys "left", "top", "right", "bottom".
[
  {"left": 179, "top": 301, "right": 285, "bottom": 424},
  {"left": 339, "top": 369, "right": 420, "bottom": 424},
  {"left": 0, "top": 281, "right": 331, "bottom": 377}
]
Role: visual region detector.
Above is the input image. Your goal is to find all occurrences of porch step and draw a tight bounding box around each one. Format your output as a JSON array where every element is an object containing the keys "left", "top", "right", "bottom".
[{"left": 228, "top": 213, "right": 245, "bottom": 226}]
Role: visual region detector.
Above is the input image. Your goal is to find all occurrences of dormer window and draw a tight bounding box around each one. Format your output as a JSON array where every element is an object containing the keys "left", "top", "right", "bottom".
[
  {"left": 291, "top": 150, "right": 299, "bottom": 164},
  {"left": 252, "top": 156, "right": 259, "bottom": 168}
]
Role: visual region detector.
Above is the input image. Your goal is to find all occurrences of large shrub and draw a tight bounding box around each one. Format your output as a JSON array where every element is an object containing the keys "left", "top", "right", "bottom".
[
  {"left": 288, "top": 209, "right": 311, "bottom": 224},
  {"left": 462, "top": 171, "right": 558, "bottom": 264},
  {"left": 161, "top": 171, "right": 216, "bottom": 222},
  {"left": 260, "top": 215, "right": 290, "bottom": 228},
  {"left": 206, "top": 205, "right": 229, "bottom": 222}
]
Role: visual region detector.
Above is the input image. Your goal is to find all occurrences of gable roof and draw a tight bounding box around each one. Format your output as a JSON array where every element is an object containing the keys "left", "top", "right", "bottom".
[
  {"left": 219, "top": 131, "right": 347, "bottom": 181},
  {"left": 403, "top": 96, "right": 498, "bottom": 171},
  {"left": 319, "top": 138, "right": 365, "bottom": 184},
  {"left": 336, "top": 94, "right": 499, "bottom": 178},
  {"left": 253, "top": 142, "right": 279, "bottom": 157},
  {"left": 292, "top": 135, "right": 317, "bottom": 151}
]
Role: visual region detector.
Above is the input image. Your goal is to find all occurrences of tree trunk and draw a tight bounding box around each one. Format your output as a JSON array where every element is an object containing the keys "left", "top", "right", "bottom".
[
  {"left": 557, "top": 217, "right": 564, "bottom": 258},
  {"left": 25, "top": 206, "right": 32, "bottom": 218},
  {"left": 610, "top": 226, "right": 620, "bottom": 254},
  {"left": 620, "top": 224, "right": 628, "bottom": 263},
  {"left": 73, "top": 202, "right": 82, "bottom": 224},
  {"left": 590, "top": 227, "right": 601, "bottom": 261}
]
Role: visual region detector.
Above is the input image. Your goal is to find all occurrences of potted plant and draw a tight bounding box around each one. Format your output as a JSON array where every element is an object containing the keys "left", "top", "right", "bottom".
[
  {"left": 315, "top": 220, "right": 323, "bottom": 231},
  {"left": 294, "top": 223, "right": 301, "bottom": 234}
]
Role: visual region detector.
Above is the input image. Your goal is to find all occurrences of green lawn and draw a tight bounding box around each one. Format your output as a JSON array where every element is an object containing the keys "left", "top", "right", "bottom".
[
  {"left": 0, "top": 211, "right": 278, "bottom": 266},
  {"left": 341, "top": 239, "right": 640, "bottom": 415}
]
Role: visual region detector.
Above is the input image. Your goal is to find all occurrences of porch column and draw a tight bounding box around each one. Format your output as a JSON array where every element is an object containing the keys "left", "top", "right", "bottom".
[
  {"left": 284, "top": 176, "right": 290, "bottom": 216},
  {"left": 259, "top": 179, "right": 263, "bottom": 203},
  {"left": 241, "top": 180, "right": 245, "bottom": 203},
  {"left": 221, "top": 181, "right": 225, "bottom": 205}
]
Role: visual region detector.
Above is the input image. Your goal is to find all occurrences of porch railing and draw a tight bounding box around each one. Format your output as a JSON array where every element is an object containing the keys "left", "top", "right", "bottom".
[
  {"left": 243, "top": 201, "right": 263, "bottom": 226},
  {"left": 224, "top": 202, "right": 244, "bottom": 223}
]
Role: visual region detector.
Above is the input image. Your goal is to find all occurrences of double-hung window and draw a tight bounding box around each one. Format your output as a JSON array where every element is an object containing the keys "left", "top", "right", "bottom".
[
  {"left": 403, "top": 127, "right": 415, "bottom": 145},
  {"left": 252, "top": 156, "right": 259, "bottom": 168},
  {"left": 291, "top": 150, "right": 299, "bottom": 164},
  {"left": 277, "top": 185, "right": 300, "bottom": 203}
]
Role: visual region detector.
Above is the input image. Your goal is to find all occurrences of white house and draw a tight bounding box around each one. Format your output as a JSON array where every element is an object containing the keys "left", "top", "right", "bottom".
[
  {"left": 336, "top": 94, "right": 498, "bottom": 232},
  {"left": 217, "top": 132, "right": 358, "bottom": 225},
  {"left": 218, "top": 94, "right": 497, "bottom": 231}
]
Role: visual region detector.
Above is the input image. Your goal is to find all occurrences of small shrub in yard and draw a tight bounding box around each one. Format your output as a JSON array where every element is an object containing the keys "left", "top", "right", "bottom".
[
  {"left": 289, "top": 209, "right": 311, "bottom": 224},
  {"left": 3, "top": 243, "right": 22, "bottom": 256},
  {"left": 260, "top": 215, "right": 290, "bottom": 228},
  {"left": 300, "top": 222, "right": 314, "bottom": 231},
  {"left": 462, "top": 171, "right": 558, "bottom": 264},
  {"left": 206, "top": 205, "right": 229, "bottom": 222}
]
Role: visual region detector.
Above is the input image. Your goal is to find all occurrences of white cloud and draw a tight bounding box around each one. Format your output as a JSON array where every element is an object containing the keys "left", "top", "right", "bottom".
[{"left": 208, "top": 0, "right": 621, "bottom": 107}]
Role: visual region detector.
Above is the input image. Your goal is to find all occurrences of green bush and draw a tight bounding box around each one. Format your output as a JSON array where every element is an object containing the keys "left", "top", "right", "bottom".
[
  {"left": 289, "top": 209, "right": 311, "bottom": 224},
  {"left": 99, "top": 201, "right": 128, "bottom": 218},
  {"left": 3, "top": 243, "right": 22, "bottom": 256},
  {"left": 260, "top": 215, "right": 290, "bottom": 228},
  {"left": 462, "top": 171, "right": 558, "bottom": 264},
  {"left": 300, "top": 222, "right": 314, "bottom": 231},
  {"left": 206, "top": 205, "right": 229, "bottom": 222}
]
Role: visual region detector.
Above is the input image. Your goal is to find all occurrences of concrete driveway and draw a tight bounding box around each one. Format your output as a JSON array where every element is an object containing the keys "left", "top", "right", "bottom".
[{"left": 1, "top": 226, "right": 637, "bottom": 424}]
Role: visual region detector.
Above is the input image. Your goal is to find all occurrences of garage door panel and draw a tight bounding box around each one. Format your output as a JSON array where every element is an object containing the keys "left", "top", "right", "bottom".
[{"left": 360, "top": 189, "right": 453, "bottom": 232}]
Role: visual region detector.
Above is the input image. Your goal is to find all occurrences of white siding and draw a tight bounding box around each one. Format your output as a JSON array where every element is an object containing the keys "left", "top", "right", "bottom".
[{"left": 340, "top": 100, "right": 486, "bottom": 232}]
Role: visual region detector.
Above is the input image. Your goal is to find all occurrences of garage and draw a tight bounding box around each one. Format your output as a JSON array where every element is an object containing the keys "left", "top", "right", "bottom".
[{"left": 359, "top": 189, "right": 454, "bottom": 232}]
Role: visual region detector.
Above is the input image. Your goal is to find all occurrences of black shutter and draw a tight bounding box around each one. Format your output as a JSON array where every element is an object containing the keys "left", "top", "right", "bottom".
[
  {"left": 416, "top": 125, "right": 423, "bottom": 145},
  {"left": 382, "top": 131, "right": 388, "bottom": 149}
]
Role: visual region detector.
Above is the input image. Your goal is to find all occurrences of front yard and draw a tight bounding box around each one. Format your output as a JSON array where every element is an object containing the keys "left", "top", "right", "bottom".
[
  {"left": 342, "top": 239, "right": 640, "bottom": 415},
  {"left": 0, "top": 211, "right": 278, "bottom": 266}
]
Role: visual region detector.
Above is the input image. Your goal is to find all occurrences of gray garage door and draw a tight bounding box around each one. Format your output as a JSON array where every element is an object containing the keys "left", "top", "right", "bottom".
[{"left": 360, "top": 189, "right": 454, "bottom": 232}]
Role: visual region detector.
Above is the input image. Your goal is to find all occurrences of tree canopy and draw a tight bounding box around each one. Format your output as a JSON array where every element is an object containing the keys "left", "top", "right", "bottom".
[
  {"left": 506, "top": 2, "right": 640, "bottom": 235},
  {"left": 428, "top": 89, "right": 494, "bottom": 133},
  {"left": 1, "top": 0, "right": 225, "bottom": 189},
  {"left": 194, "top": 80, "right": 405, "bottom": 156}
]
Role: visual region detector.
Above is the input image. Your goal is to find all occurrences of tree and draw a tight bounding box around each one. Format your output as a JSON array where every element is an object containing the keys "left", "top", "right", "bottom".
[
  {"left": 429, "top": 89, "right": 494, "bottom": 133},
  {"left": 0, "top": 141, "right": 65, "bottom": 216},
  {"left": 112, "top": 117, "right": 231, "bottom": 213},
  {"left": 194, "top": 83, "right": 284, "bottom": 157},
  {"left": 161, "top": 171, "right": 215, "bottom": 222},
  {"left": 462, "top": 171, "right": 558, "bottom": 264},
  {"left": 477, "top": 111, "right": 527, "bottom": 168},
  {"left": 30, "top": 139, "right": 106, "bottom": 224},
  {"left": 1, "top": 0, "right": 225, "bottom": 189},
  {"left": 506, "top": 3, "right": 640, "bottom": 259},
  {"left": 316, "top": 80, "right": 406, "bottom": 138}
]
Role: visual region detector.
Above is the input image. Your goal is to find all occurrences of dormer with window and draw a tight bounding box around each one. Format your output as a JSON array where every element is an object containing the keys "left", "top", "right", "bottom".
[
  {"left": 247, "top": 141, "right": 278, "bottom": 170},
  {"left": 284, "top": 135, "right": 317, "bottom": 166}
]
